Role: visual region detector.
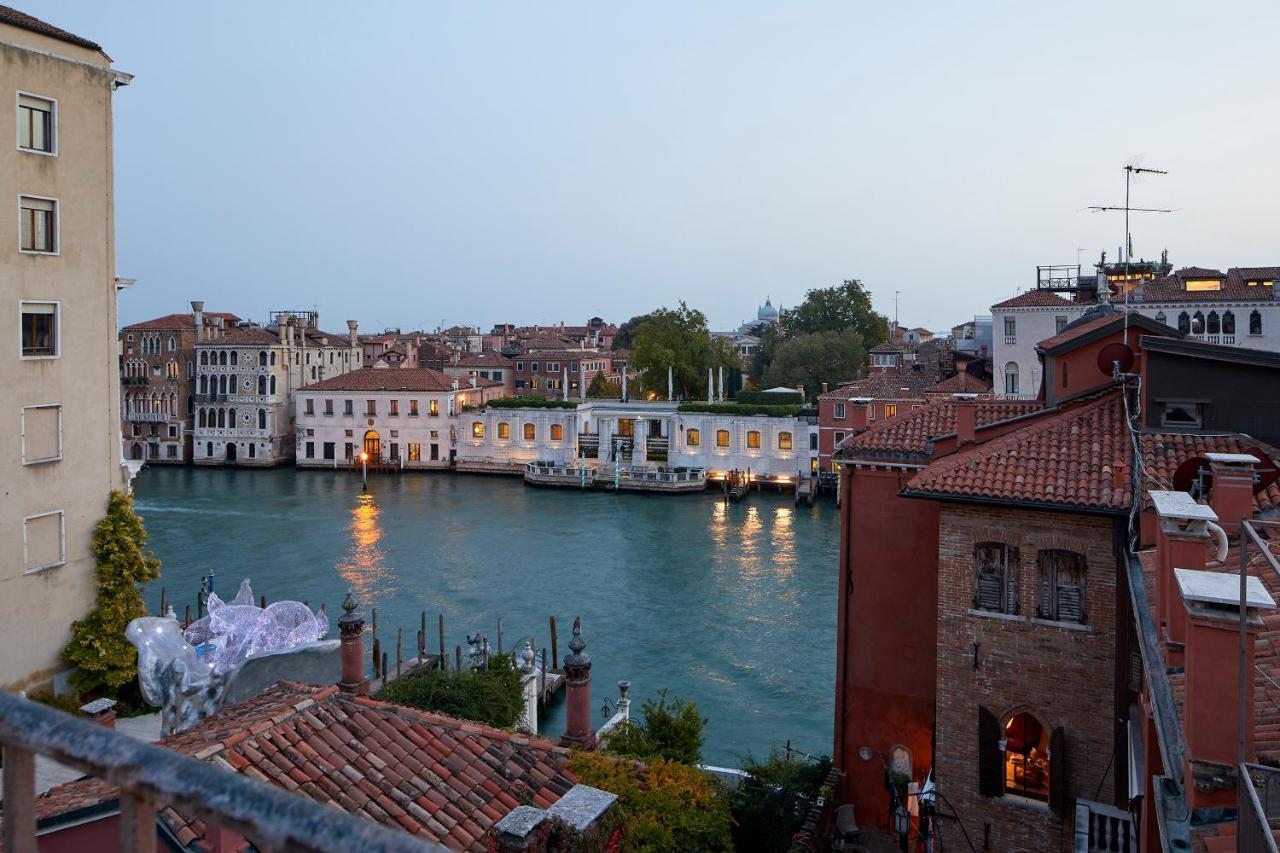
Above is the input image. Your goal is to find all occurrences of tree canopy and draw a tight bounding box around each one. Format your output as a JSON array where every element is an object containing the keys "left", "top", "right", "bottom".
[
  {"left": 760, "top": 331, "right": 867, "bottom": 399},
  {"left": 628, "top": 302, "right": 737, "bottom": 399},
  {"left": 779, "top": 278, "right": 888, "bottom": 343},
  {"left": 611, "top": 311, "right": 658, "bottom": 352}
]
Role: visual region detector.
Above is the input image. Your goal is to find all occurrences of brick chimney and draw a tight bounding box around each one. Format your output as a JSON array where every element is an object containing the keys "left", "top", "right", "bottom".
[
  {"left": 953, "top": 393, "right": 978, "bottom": 445},
  {"left": 347, "top": 320, "right": 359, "bottom": 347},
  {"left": 1207, "top": 452, "right": 1256, "bottom": 535},
  {"left": 848, "top": 398, "right": 871, "bottom": 431},
  {"left": 1176, "top": 567, "right": 1276, "bottom": 809},
  {"left": 560, "top": 618, "right": 596, "bottom": 750},
  {"left": 337, "top": 592, "right": 369, "bottom": 695},
  {"left": 79, "top": 698, "right": 116, "bottom": 730},
  {"left": 1150, "top": 490, "right": 1215, "bottom": 652},
  {"left": 191, "top": 301, "right": 204, "bottom": 342}
]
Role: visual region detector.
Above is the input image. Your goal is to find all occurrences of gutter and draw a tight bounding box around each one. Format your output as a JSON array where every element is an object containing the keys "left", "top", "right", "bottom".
[{"left": 898, "top": 489, "right": 1129, "bottom": 518}]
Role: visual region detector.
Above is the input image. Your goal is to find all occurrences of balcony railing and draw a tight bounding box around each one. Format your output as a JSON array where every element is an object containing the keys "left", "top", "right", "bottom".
[
  {"left": 1074, "top": 799, "right": 1136, "bottom": 853},
  {"left": 0, "top": 692, "right": 441, "bottom": 853},
  {"left": 1240, "top": 763, "right": 1280, "bottom": 853},
  {"left": 127, "top": 412, "right": 170, "bottom": 423}
]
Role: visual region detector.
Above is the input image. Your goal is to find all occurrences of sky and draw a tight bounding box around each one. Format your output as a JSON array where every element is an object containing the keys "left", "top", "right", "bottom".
[{"left": 26, "top": 1, "right": 1280, "bottom": 333}]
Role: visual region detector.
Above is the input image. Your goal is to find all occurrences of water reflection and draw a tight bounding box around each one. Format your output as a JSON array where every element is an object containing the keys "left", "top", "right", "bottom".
[{"left": 336, "top": 492, "right": 396, "bottom": 599}]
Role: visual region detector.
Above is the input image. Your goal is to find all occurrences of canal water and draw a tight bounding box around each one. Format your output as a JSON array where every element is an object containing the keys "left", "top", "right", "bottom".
[{"left": 132, "top": 466, "right": 837, "bottom": 766}]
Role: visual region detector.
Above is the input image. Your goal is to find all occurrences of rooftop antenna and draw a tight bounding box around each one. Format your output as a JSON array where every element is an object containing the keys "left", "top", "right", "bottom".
[{"left": 1088, "top": 159, "right": 1171, "bottom": 267}]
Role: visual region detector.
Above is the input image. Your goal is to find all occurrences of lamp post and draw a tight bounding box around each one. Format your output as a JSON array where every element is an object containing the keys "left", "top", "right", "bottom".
[{"left": 360, "top": 451, "right": 369, "bottom": 490}]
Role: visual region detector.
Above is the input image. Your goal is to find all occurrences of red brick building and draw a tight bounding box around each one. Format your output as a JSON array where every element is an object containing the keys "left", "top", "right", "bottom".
[{"left": 512, "top": 349, "right": 611, "bottom": 399}]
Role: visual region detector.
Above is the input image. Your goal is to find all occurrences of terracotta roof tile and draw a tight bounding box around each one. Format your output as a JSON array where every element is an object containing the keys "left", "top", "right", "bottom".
[
  {"left": 300, "top": 367, "right": 497, "bottom": 393},
  {"left": 1135, "top": 266, "right": 1280, "bottom": 303},
  {"left": 819, "top": 366, "right": 946, "bottom": 401},
  {"left": 123, "top": 312, "right": 239, "bottom": 332},
  {"left": 0, "top": 4, "right": 102, "bottom": 50},
  {"left": 924, "top": 372, "right": 992, "bottom": 395},
  {"left": 991, "top": 290, "right": 1075, "bottom": 309},
  {"left": 838, "top": 398, "right": 1043, "bottom": 459}
]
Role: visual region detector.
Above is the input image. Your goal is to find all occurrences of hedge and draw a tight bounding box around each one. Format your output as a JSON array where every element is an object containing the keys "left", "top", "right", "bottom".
[
  {"left": 485, "top": 396, "right": 580, "bottom": 410},
  {"left": 677, "top": 402, "right": 800, "bottom": 418}
]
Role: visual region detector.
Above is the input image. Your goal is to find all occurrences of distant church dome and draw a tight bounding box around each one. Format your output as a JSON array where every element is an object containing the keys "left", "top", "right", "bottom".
[{"left": 757, "top": 298, "right": 779, "bottom": 322}]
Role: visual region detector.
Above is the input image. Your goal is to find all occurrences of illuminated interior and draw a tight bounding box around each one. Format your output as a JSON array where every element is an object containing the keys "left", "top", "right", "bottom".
[
  {"left": 1003, "top": 712, "right": 1049, "bottom": 800},
  {"left": 1184, "top": 279, "right": 1224, "bottom": 292}
]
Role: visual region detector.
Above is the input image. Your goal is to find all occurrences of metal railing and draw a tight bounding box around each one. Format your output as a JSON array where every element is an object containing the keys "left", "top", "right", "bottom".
[
  {"left": 0, "top": 692, "right": 441, "bottom": 853},
  {"left": 1240, "top": 763, "right": 1280, "bottom": 853}
]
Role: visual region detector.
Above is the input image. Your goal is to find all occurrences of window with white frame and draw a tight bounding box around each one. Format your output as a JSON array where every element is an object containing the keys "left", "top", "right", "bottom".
[
  {"left": 17, "top": 93, "right": 54, "bottom": 153},
  {"left": 21, "top": 404, "right": 61, "bottom": 463},
  {"left": 24, "top": 510, "right": 65, "bottom": 571},
  {"left": 19, "top": 196, "right": 57, "bottom": 253},
  {"left": 834, "top": 402, "right": 846, "bottom": 419},
  {"left": 20, "top": 301, "right": 58, "bottom": 357},
  {"left": 1003, "top": 362, "right": 1019, "bottom": 395}
]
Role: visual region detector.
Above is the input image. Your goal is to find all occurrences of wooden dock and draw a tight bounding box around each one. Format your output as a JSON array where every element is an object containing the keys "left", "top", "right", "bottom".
[{"left": 794, "top": 476, "right": 815, "bottom": 506}]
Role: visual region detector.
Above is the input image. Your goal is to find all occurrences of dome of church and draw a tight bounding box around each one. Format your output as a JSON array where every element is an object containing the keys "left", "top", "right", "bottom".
[{"left": 757, "top": 298, "right": 779, "bottom": 322}]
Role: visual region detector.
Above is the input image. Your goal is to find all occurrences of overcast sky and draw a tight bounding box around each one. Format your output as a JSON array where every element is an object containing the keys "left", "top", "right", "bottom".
[{"left": 29, "top": 1, "right": 1280, "bottom": 333}]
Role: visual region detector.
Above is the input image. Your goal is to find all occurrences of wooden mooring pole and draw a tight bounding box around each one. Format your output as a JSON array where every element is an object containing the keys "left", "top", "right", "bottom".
[
  {"left": 438, "top": 614, "right": 446, "bottom": 671},
  {"left": 549, "top": 616, "right": 559, "bottom": 670}
]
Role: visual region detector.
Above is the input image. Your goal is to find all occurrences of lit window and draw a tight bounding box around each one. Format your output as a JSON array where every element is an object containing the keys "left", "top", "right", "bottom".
[
  {"left": 498, "top": 422, "right": 510, "bottom": 439},
  {"left": 686, "top": 428, "right": 700, "bottom": 447},
  {"left": 20, "top": 302, "right": 57, "bottom": 357},
  {"left": 523, "top": 423, "right": 536, "bottom": 441},
  {"left": 472, "top": 422, "right": 484, "bottom": 439},
  {"left": 884, "top": 404, "right": 897, "bottom": 419},
  {"left": 550, "top": 424, "right": 564, "bottom": 441},
  {"left": 778, "top": 431, "right": 792, "bottom": 450},
  {"left": 389, "top": 399, "right": 399, "bottom": 416},
  {"left": 17, "top": 94, "right": 54, "bottom": 153},
  {"left": 19, "top": 196, "right": 56, "bottom": 253},
  {"left": 1002, "top": 711, "right": 1051, "bottom": 801},
  {"left": 747, "top": 431, "right": 761, "bottom": 449},
  {"left": 430, "top": 399, "right": 440, "bottom": 416},
  {"left": 716, "top": 429, "right": 730, "bottom": 448}
]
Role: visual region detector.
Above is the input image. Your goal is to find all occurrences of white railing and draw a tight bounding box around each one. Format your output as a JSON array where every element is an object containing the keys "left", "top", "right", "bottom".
[
  {"left": 618, "top": 467, "right": 706, "bottom": 484},
  {"left": 127, "top": 412, "right": 170, "bottom": 422},
  {"left": 1074, "top": 799, "right": 1136, "bottom": 853},
  {"left": 1004, "top": 335, "right": 1016, "bottom": 345}
]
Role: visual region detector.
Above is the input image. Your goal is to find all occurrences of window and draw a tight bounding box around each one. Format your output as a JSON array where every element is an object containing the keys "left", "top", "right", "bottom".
[
  {"left": 746, "top": 430, "right": 761, "bottom": 449},
  {"left": 498, "top": 422, "right": 510, "bottom": 440},
  {"left": 17, "top": 93, "right": 54, "bottom": 153},
  {"left": 269, "top": 375, "right": 277, "bottom": 395},
  {"left": 884, "top": 404, "right": 897, "bottom": 419},
  {"left": 20, "top": 302, "right": 57, "bottom": 357},
  {"left": 516, "top": 361, "right": 524, "bottom": 371},
  {"left": 344, "top": 399, "right": 354, "bottom": 416},
  {"left": 531, "top": 363, "right": 539, "bottom": 372},
  {"left": 1177, "top": 311, "right": 1190, "bottom": 333},
  {"left": 492, "top": 370, "right": 503, "bottom": 381},
  {"left": 1003, "top": 316, "right": 1016, "bottom": 340},
  {"left": 1223, "top": 311, "right": 1236, "bottom": 335},
  {"left": 409, "top": 400, "right": 419, "bottom": 416},
  {"left": 1003, "top": 362, "right": 1019, "bottom": 395},
  {"left": 219, "top": 351, "right": 228, "bottom": 366},
  {"left": 472, "top": 422, "right": 484, "bottom": 439},
  {"left": 408, "top": 443, "right": 421, "bottom": 462},
  {"left": 834, "top": 431, "right": 845, "bottom": 445},
  {"left": 1000, "top": 711, "right": 1053, "bottom": 802},
  {"left": 200, "top": 351, "right": 209, "bottom": 366},
  {"left": 974, "top": 542, "right": 1019, "bottom": 614},
  {"left": 323, "top": 442, "right": 335, "bottom": 460},
  {"left": 366, "top": 400, "right": 377, "bottom": 416},
  {"left": 305, "top": 441, "right": 315, "bottom": 459},
  {"left": 21, "top": 404, "right": 61, "bottom": 463},
  {"left": 248, "top": 443, "right": 256, "bottom": 459},
  {"left": 1154, "top": 311, "right": 1166, "bottom": 326},
  {"left": 686, "top": 428, "right": 700, "bottom": 447},
  {"left": 304, "top": 398, "right": 314, "bottom": 415},
  {"left": 834, "top": 403, "right": 846, "bottom": 420},
  {"left": 1036, "top": 549, "right": 1086, "bottom": 623},
  {"left": 716, "top": 429, "right": 730, "bottom": 448},
  {"left": 387, "top": 399, "right": 398, "bottom": 416},
  {"left": 389, "top": 442, "right": 399, "bottom": 460},
  {"left": 810, "top": 432, "right": 818, "bottom": 450},
  {"left": 19, "top": 196, "right": 56, "bottom": 253},
  {"left": 430, "top": 399, "right": 440, "bottom": 416},
  {"left": 523, "top": 423, "right": 536, "bottom": 441},
  {"left": 23, "top": 510, "right": 64, "bottom": 571},
  {"left": 550, "top": 424, "right": 564, "bottom": 441},
  {"left": 258, "top": 409, "right": 266, "bottom": 430},
  {"left": 1055, "top": 315, "right": 1067, "bottom": 334},
  {"left": 1251, "top": 310, "right": 1263, "bottom": 336},
  {"left": 344, "top": 442, "right": 354, "bottom": 460},
  {"left": 1192, "top": 311, "right": 1205, "bottom": 334},
  {"left": 1207, "top": 311, "right": 1221, "bottom": 335},
  {"left": 1160, "top": 400, "right": 1202, "bottom": 428},
  {"left": 778, "top": 431, "right": 793, "bottom": 450},
  {"left": 324, "top": 399, "right": 333, "bottom": 416}
]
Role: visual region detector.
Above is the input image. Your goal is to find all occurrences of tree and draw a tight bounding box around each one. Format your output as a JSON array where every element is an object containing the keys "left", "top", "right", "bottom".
[
  {"left": 604, "top": 690, "right": 707, "bottom": 765},
  {"left": 586, "top": 371, "right": 619, "bottom": 398},
  {"left": 760, "top": 331, "right": 866, "bottom": 400},
  {"left": 780, "top": 279, "right": 889, "bottom": 344},
  {"left": 629, "top": 303, "right": 735, "bottom": 399},
  {"left": 612, "top": 311, "right": 658, "bottom": 352},
  {"left": 728, "top": 749, "right": 834, "bottom": 853},
  {"left": 377, "top": 654, "right": 525, "bottom": 729},
  {"left": 64, "top": 491, "right": 161, "bottom": 695}
]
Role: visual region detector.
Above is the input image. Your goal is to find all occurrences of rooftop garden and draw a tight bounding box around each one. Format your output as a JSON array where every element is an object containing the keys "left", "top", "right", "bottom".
[
  {"left": 677, "top": 402, "right": 801, "bottom": 418},
  {"left": 485, "top": 396, "right": 579, "bottom": 410}
]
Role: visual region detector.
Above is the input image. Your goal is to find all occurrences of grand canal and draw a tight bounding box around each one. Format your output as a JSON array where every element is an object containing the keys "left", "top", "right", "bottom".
[{"left": 133, "top": 466, "right": 837, "bottom": 766}]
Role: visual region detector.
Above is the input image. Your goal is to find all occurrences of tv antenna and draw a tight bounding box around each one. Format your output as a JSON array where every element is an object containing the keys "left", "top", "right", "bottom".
[{"left": 1088, "top": 160, "right": 1171, "bottom": 267}]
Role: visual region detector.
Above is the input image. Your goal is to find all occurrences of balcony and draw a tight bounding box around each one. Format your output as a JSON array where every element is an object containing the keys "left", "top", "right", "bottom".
[
  {"left": 1003, "top": 335, "right": 1017, "bottom": 346},
  {"left": 192, "top": 394, "right": 229, "bottom": 403},
  {"left": 128, "top": 412, "right": 170, "bottom": 423},
  {"left": 1239, "top": 763, "right": 1280, "bottom": 853},
  {"left": 1073, "top": 799, "right": 1136, "bottom": 853},
  {"left": 0, "top": 692, "right": 437, "bottom": 853}
]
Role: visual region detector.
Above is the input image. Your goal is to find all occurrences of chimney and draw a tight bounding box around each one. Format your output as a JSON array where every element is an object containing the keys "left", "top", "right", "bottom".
[
  {"left": 191, "top": 301, "right": 205, "bottom": 342},
  {"left": 821, "top": 382, "right": 828, "bottom": 395},
  {"left": 954, "top": 393, "right": 978, "bottom": 445},
  {"left": 849, "top": 398, "right": 871, "bottom": 430},
  {"left": 79, "top": 698, "right": 117, "bottom": 730},
  {"left": 347, "top": 320, "right": 358, "bottom": 347},
  {"left": 1176, "top": 567, "right": 1275, "bottom": 810},
  {"left": 1150, "top": 490, "right": 1216, "bottom": 652},
  {"left": 560, "top": 618, "right": 596, "bottom": 749},
  {"left": 279, "top": 317, "right": 288, "bottom": 345},
  {"left": 215, "top": 316, "right": 226, "bottom": 339},
  {"left": 337, "top": 592, "right": 370, "bottom": 695},
  {"left": 1207, "top": 452, "right": 1256, "bottom": 535}
]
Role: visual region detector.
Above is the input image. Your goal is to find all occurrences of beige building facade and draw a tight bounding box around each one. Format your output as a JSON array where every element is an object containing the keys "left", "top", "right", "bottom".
[{"left": 1, "top": 9, "right": 132, "bottom": 691}]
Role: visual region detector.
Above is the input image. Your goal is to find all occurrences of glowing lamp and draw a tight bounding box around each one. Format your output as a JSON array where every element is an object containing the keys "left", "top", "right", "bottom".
[{"left": 360, "top": 452, "right": 369, "bottom": 462}]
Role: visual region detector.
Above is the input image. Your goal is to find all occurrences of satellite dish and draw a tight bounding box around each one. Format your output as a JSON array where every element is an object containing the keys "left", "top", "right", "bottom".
[
  {"left": 1172, "top": 456, "right": 1210, "bottom": 496},
  {"left": 1244, "top": 447, "right": 1280, "bottom": 494},
  {"left": 1097, "top": 343, "right": 1135, "bottom": 377}
]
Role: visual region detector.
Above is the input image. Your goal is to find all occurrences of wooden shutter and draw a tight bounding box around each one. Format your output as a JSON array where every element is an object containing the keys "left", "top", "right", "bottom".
[
  {"left": 1048, "top": 726, "right": 1067, "bottom": 816},
  {"left": 1057, "top": 552, "right": 1086, "bottom": 623},
  {"left": 978, "top": 706, "right": 1003, "bottom": 797},
  {"left": 1005, "top": 546, "right": 1020, "bottom": 614},
  {"left": 975, "top": 544, "right": 1005, "bottom": 612},
  {"left": 1037, "top": 551, "right": 1055, "bottom": 620}
]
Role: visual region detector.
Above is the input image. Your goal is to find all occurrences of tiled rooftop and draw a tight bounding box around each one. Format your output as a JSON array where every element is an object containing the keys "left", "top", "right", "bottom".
[
  {"left": 1136, "top": 266, "right": 1280, "bottom": 303},
  {"left": 122, "top": 312, "right": 240, "bottom": 332},
  {"left": 837, "top": 398, "right": 1043, "bottom": 459},
  {"left": 0, "top": 4, "right": 101, "bottom": 50},
  {"left": 924, "top": 372, "right": 992, "bottom": 395},
  {"left": 991, "top": 290, "right": 1075, "bottom": 309},
  {"left": 301, "top": 368, "right": 497, "bottom": 393},
  {"left": 819, "top": 366, "right": 945, "bottom": 401}
]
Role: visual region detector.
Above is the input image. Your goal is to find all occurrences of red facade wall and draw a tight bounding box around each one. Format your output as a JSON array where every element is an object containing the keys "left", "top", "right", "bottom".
[{"left": 834, "top": 465, "right": 938, "bottom": 832}]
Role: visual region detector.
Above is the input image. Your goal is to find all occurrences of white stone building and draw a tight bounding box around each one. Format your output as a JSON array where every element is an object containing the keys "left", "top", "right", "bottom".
[
  {"left": 294, "top": 368, "right": 502, "bottom": 469},
  {"left": 193, "top": 312, "right": 362, "bottom": 466},
  {"left": 990, "top": 291, "right": 1089, "bottom": 398}
]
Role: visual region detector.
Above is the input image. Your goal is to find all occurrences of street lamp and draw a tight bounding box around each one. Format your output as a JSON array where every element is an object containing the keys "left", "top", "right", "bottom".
[{"left": 359, "top": 451, "right": 369, "bottom": 490}]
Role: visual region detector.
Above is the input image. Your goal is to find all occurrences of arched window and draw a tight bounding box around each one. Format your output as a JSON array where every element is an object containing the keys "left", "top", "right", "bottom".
[
  {"left": 1003, "top": 362, "right": 1019, "bottom": 395},
  {"left": 1154, "top": 311, "right": 1166, "bottom": 326},
  {"left": 259, "top": 351, "right": 267, "bottom": 366},
  {"left": 716, "top": 429, "right": 730, "bottom": 448},
  {"left": 248, "top": 443, "right": 256, "bottom": 459},
  {"left": 686, "top": 428, "right": 700, "bottom": 447},
  {"left": 219, "top": 351, "right": 227, "bottom": 366},
  {"left": 1251, "top": 310, "right": 1263, "bottom": 336},
  {"left": 1002, "top": 711, "right": 1051, "bottom": 801},
  {"left": 198, "top": 409, "right": 207, "bottom": 428},
  {"left": 217, "top": 409, "right": 226, "bottom": 428},
  {"left": 1207, "top": 311, "right": 1220, "bottom": 334},
  {"left": 497, "top": 422, "right": 510, "bottom": 439},
  {"left": 199, "top": 375, "right": 208, "bottom": 394},
  {"left": 1177, "top": 311, "right": 1190, "bottom": 333},
  {"left": 1037, "top": 549, "right": 1086, "bottom": 623},
  {"left": 230, "top": 350, "right": 238, "bottom": 366},
  {"left": 168, "top": 336, "right": 176, "bottom": 352},
  {"left": 269, "top": 375, "right": 277, "bottom": 395},
  {"left": 1192, "top": 311, "right": 1205, "bottom": 334},
  {"left": 270, "top": 352, "right": 277, "bottom": 366},
  {"left": 472, "top": 422, "right": 485, "bottom": 439},
  {"left": 229, "top": 374, "right": 236, "bottom": 393},
  {"left": 1223, "top": 311, "right": 1236, "bottom": 335},
  {"left": 550, "top": 424, "right": 563, "bottom": 441},
  {"left": 258, "top": 375, "right": 266, "bottom": 394},
  {"left": 523, "top": 423, "right": 536, "bottom": 441},
  {"left": 747, "top": 430, "right": 761, "bottom": 449},
  {"left": 258, "top": 409, "right": 266, "bottom": 430},
  {"left": 778, "top": 431, "right": 793, "bottom": 450},
  {"left": 974, "top": 542, "right": 1019, "bottom": 613},
  {"left": 218, "top": 375, "right": 227, "bottom": 394},
  {"left": 229, "top": 409, "right": 237, "bottom": 427},
  {"left": 200, "top": 351, "right": 208, "bottom": 366},
  {"left": 206, "top": 441, "right": 213, "bottom": 457}
]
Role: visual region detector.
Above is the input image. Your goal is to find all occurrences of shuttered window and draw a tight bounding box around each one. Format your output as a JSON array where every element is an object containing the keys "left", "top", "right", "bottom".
[
  {"left": 974, "top": 542, "right": 1019, "bottom": 614},
  {"left": 1037, "top": 550, "right": 1087, "bottom": 623}
]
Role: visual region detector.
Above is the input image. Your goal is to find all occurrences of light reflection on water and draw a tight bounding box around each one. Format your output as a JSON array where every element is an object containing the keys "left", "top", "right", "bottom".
[{"left": 133, "top": 466, "right": 837, "bottom": 765}]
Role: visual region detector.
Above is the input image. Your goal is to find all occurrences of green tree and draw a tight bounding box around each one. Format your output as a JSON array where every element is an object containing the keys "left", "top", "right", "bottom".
[
  {"left": 63, "top": 491, "right": 161, "bottom": 695},
  {"left": 629, "top": 303, "right": 735, "bottom": 400},
  {"left": 604, "top": 690, "right": 706, "bottom": 765},
  {"left": 377, "top": 654, "right": 525, "bottom": 729},
  {"left": 760, "top": 330, "right": 866, "bottom": 401},
  {"left": 586, "top": 371, "right": 620, "bottom": 398},
  {"left": 780, "top": 279, "right": 889, "bottom": 344},
  {"left": 612, "top": 311, "right": 658, "bottom": 352},
  {"left": 729, "top": 749, "right": 834, "bottom": 853}
]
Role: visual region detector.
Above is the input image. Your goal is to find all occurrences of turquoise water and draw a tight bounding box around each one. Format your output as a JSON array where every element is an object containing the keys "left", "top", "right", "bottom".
[{"left": 132, "top": 466, "right": 837, "bottom": 766}]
